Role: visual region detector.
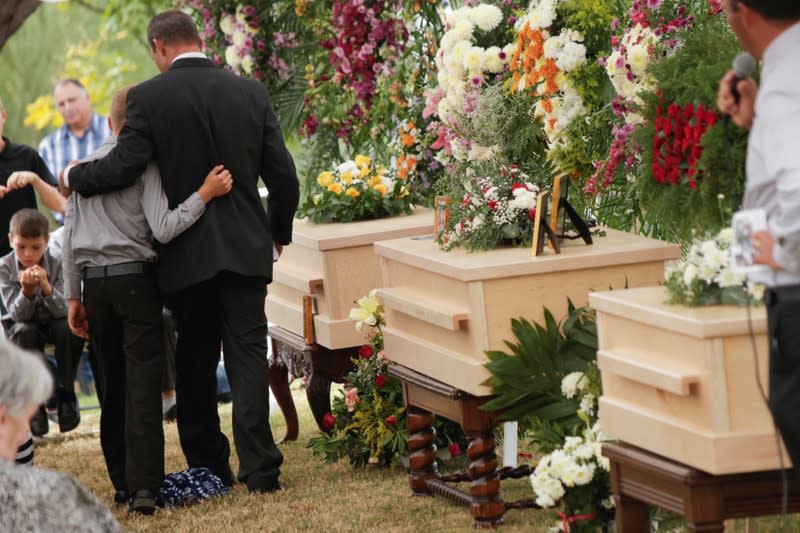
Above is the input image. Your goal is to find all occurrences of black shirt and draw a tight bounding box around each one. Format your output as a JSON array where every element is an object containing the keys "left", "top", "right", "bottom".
[{"left": 0, "top": 137, "right": 57, "bottom": 256}]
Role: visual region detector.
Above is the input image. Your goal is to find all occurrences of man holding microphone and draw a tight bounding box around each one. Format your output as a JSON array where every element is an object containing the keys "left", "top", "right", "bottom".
[{"left": 717, "top": 0, "right": 800, "bottom": 480}]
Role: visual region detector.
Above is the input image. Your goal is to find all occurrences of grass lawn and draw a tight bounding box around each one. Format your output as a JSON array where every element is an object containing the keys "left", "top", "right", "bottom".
[{"left": 33, "top": 385, "right": 800, "bottom": 532}]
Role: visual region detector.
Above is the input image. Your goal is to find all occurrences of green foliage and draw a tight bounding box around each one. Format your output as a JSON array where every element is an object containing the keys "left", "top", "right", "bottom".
[
  {"left": 481, "top": 302, "right": 598, "bottom": 436},
  {"left": 632, "top": 12, "right": 749, "bottom": 243}
]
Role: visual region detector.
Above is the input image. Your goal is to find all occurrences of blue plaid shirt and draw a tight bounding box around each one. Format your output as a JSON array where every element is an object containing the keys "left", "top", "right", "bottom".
[{"left": 38, "top": 113, "right": 111, "bottom": 178}]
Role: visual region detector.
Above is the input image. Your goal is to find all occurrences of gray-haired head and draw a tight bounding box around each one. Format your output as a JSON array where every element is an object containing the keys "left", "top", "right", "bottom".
[{"left": 0, "top": 341, "right": 53, "bottom": 418}]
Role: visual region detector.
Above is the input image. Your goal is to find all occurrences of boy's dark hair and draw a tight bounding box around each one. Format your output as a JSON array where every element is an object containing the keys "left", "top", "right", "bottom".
[
  {"left": 736, "top": 0, "right": 800, "bottom": 20},
  {"left": 9, "top": 209, "right": 49, "bottom": 240},
  {"left": 147, "top": 10, "right": 202, "bottom": 49}
]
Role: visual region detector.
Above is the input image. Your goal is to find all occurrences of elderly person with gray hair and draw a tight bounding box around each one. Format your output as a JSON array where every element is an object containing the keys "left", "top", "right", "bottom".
[{"left": 0, "top": 340, "right": 123, "bottom": 531}]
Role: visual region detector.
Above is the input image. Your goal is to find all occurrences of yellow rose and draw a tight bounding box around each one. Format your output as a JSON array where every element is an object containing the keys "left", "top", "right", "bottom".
[
  {"left": 317, "top": 171, "right": 334, "bottom": 187},
  {"left": 399, "top": 186, "right": 410, "bottom": 198},
  {"left": 367, "top": 176, "right": 382, "bottom": 187},
  {"left": 359, "top": 166, "right": 371, "bottom": 178},
  {"left": 373, "top": 184, "right": 388, "bottom": 197},
  {"left": 355, "top": 154, "right": 372, "bottom": 169},
  {"left": 327, "top": 183, "right": 343, "bottom": 194},
  {"left": 340, "top": 171, "right": 354, "bottom": 184},
  {"left": 345, "top": 187, "right": 360, "bottom": 198}
]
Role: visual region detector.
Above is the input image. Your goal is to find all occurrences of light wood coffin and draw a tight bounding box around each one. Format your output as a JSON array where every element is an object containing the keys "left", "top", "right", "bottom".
[
  {"left": 265, "top": 210, "right": 432, "bottom": 349},
  {"left": 590, "top": 286, "right": 789, "bottom": 475},
  {"left": 374, "top": 229, "right": 680, "bottom": 397}
]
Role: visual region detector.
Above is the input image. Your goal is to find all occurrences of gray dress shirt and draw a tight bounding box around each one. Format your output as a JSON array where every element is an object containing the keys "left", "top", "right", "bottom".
[
  {"left": 62, "top": 136, "right": 206, "bottom": 299},
  {"left": 742, "top": 21, "right": 800, "bottom": 287},
  {"left": 0, "top": 248, "right": 68, "bottom": 323}
]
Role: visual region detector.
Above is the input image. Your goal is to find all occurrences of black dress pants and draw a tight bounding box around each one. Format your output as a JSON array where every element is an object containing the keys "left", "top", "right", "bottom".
[
  {"left": 83, "top": 271, "right": 165, "bottom": 494},
  {"left": 766, "top": 285, "right": 800, "bottom": 485},
  {"left": 169, "top": 270, "right": 282, "bottom": 491}
]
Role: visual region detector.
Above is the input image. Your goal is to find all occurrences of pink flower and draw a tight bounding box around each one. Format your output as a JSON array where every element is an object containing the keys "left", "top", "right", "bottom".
[
  {"left": 345, "top": 387, "right": 361, "bottom": 412},
  {"left": 385, "top": 415, "right": 397, "bottom": 427}
]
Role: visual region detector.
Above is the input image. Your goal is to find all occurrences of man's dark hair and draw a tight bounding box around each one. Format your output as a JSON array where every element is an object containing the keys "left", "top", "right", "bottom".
[
  {"left": 736, "top": 0, "right": 800, "bottom": 20},
  {"left": 9, "top": 209, "right": 49, "bottom": 240},
  {"left": 147, "top": 10, "right": 202, "bottom": 49}
]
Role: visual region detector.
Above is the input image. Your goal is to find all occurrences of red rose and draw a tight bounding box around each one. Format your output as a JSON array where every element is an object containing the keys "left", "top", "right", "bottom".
[
  {"left": 385, "top": 415, "right": 397, "bottom": 427},
  {"left": 359, "top": 344, "right": 374, "bottom": 359},
  {"left": 448, "top": 443, "right": 462, "bottom": 457},
  {"left": 322, "top": 412, "right": 336, "bottom": 431},
  {"left": 375, "top": 374, "right": 387, "bottom": 388},
  {"left": 528, "top": 208, "right": 536, "bottom": 221}
]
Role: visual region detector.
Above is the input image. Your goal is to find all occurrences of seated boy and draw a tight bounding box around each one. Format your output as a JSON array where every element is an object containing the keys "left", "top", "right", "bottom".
[{"left": 0, "top": 208, "right": 84, "bottom": 436}]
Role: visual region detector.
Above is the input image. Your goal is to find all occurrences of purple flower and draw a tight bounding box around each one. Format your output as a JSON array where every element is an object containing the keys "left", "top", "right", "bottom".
[{"left": 243, "top": 5, "right": 256, "bottom": 16}]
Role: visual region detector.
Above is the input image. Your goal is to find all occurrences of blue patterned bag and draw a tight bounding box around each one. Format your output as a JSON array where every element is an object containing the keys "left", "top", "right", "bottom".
[{"left": 158, "top": 467, "right": 229, "bottom": 508}]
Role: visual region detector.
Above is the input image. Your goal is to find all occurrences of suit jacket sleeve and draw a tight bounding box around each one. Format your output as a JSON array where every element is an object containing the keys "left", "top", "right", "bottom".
[
  {"left": 69, "top": 89, "right": 153, "bottom": 197},
  {"left": 260, "top": 95, "right": 299, "bottom": 245}
]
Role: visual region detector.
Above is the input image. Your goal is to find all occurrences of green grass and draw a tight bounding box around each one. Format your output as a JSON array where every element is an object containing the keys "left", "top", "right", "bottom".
[{"left": 33, "top": 385, "right": 800, "bottom": 532}]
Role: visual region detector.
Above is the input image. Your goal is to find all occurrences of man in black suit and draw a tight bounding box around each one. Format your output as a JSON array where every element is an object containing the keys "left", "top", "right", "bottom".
[{"left": 63, "top": 10, "right": 299, "bottom": 493}]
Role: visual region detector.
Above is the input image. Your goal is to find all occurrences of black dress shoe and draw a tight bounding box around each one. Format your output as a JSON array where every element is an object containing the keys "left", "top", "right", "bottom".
[
  {"left": 216, "top": 465, "right": 236, "bottom": 487},
  {"left": 30, "top": 405, "right": 49, "bottom": 437},
  {"left": 129, "top": 489, "right": 156, "bottom": 515},
  {"left": 248, "top": 481, "right": 284, "bottom": 494},
  {"left": 58, "top": 392, "right": 80, "bottom": 433},
  {"left": 113, "top": 490, "right": 130, "bottom": 505}
]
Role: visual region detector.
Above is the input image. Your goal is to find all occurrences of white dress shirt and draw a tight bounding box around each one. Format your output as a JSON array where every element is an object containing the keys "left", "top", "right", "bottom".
[{"left": 743, "top": 21, "right": 800, "bottom": 287}]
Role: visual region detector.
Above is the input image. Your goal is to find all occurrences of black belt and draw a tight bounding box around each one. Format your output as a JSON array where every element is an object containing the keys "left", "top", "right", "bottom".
[
  {"left": 764, "top": 284, "right": 800, "bottom": 307},
  {"left": 82, "top": 261, "right": 154, "bottom": 280}
]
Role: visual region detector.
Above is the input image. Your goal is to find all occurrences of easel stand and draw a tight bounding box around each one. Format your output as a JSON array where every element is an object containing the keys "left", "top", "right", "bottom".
[{"left": 604, "top": 442, "right": 800, "bottom": 532}]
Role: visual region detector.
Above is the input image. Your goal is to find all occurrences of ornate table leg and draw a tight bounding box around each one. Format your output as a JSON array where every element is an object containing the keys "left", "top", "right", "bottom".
[
  {"left": 407, "top": 406, "right": 439, "bottom": 496},
  {"left": 306, "top": 346, "right": 358, "bottom": 433},
  {"left": 467, "top": 431, "right": 504, "bottom": 528},
  {"left": 615, "top": 494, "right": 650, "bottom": 533},
  {"left": 268, "top": 337, "right": 299, "bottom": 443}
]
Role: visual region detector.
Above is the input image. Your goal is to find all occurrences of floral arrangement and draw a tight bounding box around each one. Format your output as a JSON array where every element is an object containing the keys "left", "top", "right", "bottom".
[
  {"left": 665, "top": 227, "right": 765, "bottom": 307},
  {"left": 184, "top": 1, "right": 302, "bottom": 90},
  {"left": 481, "top": 304, "right": 613, "bottom": 531},
  {"left": 296, "top": 154, "right": 417, "bottom": 223},
  {"left": 387, "top": 117, "right": 445, "bottom": 204},
  {"left": 308, "top": 290, "right": 467, "bottom": 467},
  {"left": 586, "top": 0, "right": 747, "bottom": 242},
  {"left": 508, "top": 0, "right": 615, "bottom": 176},
  {"left": 440, "top": 163, "right": 541, "bottom": 251}
]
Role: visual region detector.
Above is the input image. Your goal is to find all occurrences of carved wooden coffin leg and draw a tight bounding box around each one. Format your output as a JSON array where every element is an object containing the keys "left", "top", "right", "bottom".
[
  {"left": 306, "top": 370, "right": 334, "bottom": 433},
  {"left": 467, "top": 432, "right": 505, "bottom": 528},
  {"left": 407, "top": 406, "right": 439, "bottom": 496},
  {"left": 614, "top": 494, "right": 649, "bottom": 533},
  {"left": 268, "top": 337, "right": 299, "bottom": 443}
]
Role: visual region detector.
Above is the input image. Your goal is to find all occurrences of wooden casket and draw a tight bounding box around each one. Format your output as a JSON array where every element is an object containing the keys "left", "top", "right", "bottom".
[
  {"left": 374, "top": 229, "right": 680, "bottom": 396},
  {"left": 590, "top": 286, "right": 789, "bottom": 475},
  {"left": 265, "top": 209, "right": 432, "bottom": 349}
]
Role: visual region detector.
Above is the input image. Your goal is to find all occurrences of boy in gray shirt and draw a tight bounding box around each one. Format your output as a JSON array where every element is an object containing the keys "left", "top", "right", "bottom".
[{"left": 62, "top": 85, "right": 232, "bottom": 514}]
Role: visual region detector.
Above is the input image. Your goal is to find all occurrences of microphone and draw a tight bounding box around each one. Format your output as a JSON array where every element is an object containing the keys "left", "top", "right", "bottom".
[{"left": 731, "top": 52, "right": 756, "bottom": 104}]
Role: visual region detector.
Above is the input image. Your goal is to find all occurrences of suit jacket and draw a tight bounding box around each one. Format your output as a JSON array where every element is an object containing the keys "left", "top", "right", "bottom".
[{"left": 68, "top": 57, "right": 299, "bottom": 292}]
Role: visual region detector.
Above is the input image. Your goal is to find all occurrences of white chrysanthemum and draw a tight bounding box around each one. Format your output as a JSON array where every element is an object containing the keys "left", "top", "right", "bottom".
[
  {"left": 241, "top": 55, "right": 254, "bottom": 74},
  {"left": 557, "top": 41, "right": 586, "bottom": 72},
  {"left": 509, "top": 189, "right": 537, "bottom": 210},
  {"left": 337, "top": 160, "right": 359, "bottom": 176},
  {"left": 628, "top": 44, "right": 650, "bottom": 78},
  {"left": 472, "top": 214, "right": 485, "bottom": 229},
  {"left": 483, "top": 47, "right": 505, "bottom": 73},
  {"left": 560, "top": 371, "right": 587, "bottom": 399},
  {"left": 748, "top": 281, "right": 765, "bottom": 301},
  {"left": 683, "top": 263, "right": 698, "bottom": 286},
  {"left": 225, "top": 45, "right": 241, "bottom": 69},
  {"left": 469, "top": 4, "right": 503, "bottom": 32},
  {"left": 219, "top": 14, "right": 235, "bottom": 36},
  {"left": 452, "top": 19, "right": 476, "bottom": 42},
  {"left": 717, "top": 269, "right": 746, "bottom": 288},
  {"left": 446, "top": 6, "right": 470, "bottom": 28},
  {"left": 232, "top": 29, "right": 247, "bottom": 48},
  {"left": 573, "top": 464, "right": 596, "bottom": 486},
  {"left": 463, "top": 46, "right": 485, "bottom": 72}
]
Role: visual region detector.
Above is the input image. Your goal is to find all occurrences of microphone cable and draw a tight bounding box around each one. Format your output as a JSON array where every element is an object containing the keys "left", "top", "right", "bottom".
[{"left": 745, "top": 291, "right": 788, "bottom": 533}]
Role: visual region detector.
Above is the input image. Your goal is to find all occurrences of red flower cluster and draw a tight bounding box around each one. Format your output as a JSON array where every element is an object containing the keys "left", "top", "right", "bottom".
[
  {"left": 359, "top": 344, "right": 374, "bottom": 359},
  {"left": 385, "top": 415, "right": 397, "bottom": 427},
  {"left": 374, "top": 374, "right": 387, "bottom": 388},
  {"left": 448, "top": 443, "right": 462, "bottom": 457},
  {"left": 652, "top": 101, "right": 717, "bottom": 189}
]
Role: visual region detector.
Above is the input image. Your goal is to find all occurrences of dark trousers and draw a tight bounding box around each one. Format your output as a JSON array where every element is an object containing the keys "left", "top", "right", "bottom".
[
  {"left": 7, "top": 317, "right": 84, "bottom": 395},
  {"left": 83, "top": 271, "right": 165, "bottom": 494},
  {"left": 766, "top": 286, "right": 800, "bottom": 485},
  {"left": 169, "top": 270, "right": 282, "bottom": 491}
]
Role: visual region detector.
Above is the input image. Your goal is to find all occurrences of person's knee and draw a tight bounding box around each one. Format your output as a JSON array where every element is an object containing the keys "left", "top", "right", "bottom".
[
  {"left": 8, "top": 322, "right": 44, "bottom": 350},
  {"left": 52, "top": 318, "right": 85, "bottom": 349}
]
